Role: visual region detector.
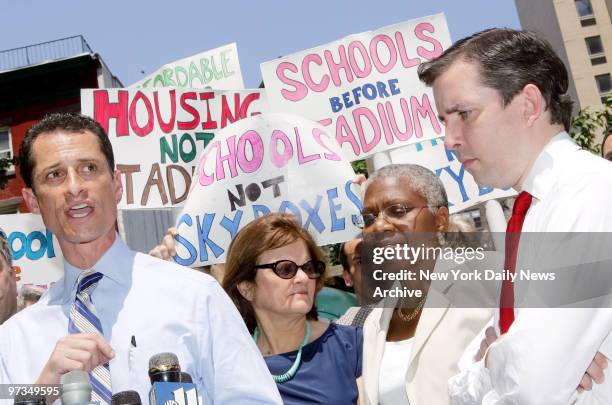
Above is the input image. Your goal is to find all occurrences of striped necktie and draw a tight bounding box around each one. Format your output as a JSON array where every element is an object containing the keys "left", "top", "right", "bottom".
[{"left": 68, "top": 270, "right": 113, "bottom": 405}]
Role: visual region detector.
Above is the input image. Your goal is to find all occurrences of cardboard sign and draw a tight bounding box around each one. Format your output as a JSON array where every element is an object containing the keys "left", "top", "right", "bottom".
[
  {"left": 261, "top": 14, "right": 451, "bottom": 161},
  {"left": 0, "top": 214, "right": 63, "bottom": 289},
  {"left": 81, "top": 88, "right": 269, "bottom": 208},
  {"left": 175, "top": 113, "right": 362, "bottom": 266},
  {"left": 389, "top": 138, "right": 516, "bottom": 213},
  {"left": 131, "top": 43, "right": 245, "bottom": 90}
]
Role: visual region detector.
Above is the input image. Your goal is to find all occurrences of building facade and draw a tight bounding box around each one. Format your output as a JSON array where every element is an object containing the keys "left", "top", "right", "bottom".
[
  {"left": 0, "top": 35, "right": 122, "bottom": 213},
  {"left": 515, "top": 0, "right": 612, "bottom": 116}
]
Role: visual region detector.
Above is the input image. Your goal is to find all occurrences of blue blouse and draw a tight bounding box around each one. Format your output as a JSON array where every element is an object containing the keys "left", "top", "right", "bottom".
[{"left": 264, "top": 323, "right": 363, "bottom": 404}]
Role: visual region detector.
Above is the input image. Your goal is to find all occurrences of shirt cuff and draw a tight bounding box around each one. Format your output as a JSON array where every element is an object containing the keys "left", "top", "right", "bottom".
[{"left": 449, "top": 359, "right": 493, "bottom": 405}]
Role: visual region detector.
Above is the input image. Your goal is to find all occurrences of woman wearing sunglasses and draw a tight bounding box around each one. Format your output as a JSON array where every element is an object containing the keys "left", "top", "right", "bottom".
[{"left": 222, "top": 213, "right": 363, "bottom": 404}]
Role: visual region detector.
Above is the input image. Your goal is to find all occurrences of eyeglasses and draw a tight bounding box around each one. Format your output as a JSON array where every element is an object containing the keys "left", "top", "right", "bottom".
[
  {"left": 253, "top": 259, "right": 326, "bottom": 279},
  {"left": 353, "top": 203, "right": 440, "bottom": 229}
]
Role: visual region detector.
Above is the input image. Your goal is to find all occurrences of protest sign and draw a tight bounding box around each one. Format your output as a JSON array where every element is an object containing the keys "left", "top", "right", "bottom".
[
  {"left": 81, "top": 88, "right": 269, "bottom": 208},
  {"left": 0, "top": 214, "right": 63, "bottom": 289},
  {"left": 131, "top": 43, "right": 245, "bottom": 90},
  {"left": 389, "top": 138, "right": 516, "bottom": 213},
  {"left": 174, "top": 113, "right": 363, "bottom": 266},
  {"left": 261, "top": 14, "right": 451, "bottom": 161}
]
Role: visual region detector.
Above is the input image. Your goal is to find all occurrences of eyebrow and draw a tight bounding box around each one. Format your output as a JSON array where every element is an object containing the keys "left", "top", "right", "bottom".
[
  {"left": 438, "top": 105, "right": 461, "bottom": 123},
  {"left": 445, "top": 105, "right": 463, "bottom": 115},
  {"left": 363, "top": 198, "right": 413, "bottom": 212},
  {"left": 38, "top": 158, "right": 100, "bottom": 172}
]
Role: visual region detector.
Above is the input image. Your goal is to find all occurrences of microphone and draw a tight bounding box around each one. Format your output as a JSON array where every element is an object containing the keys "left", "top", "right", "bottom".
[
  {"left": 13, "top": 392, "right": 46, "bottom": 405},
  {"left": 148, "top": 352, "right": 182, "bottom": 383},
  {"left": 61, "top": 370, "right": 93, "bottom": 405},
  {"left": 111, "top": 391, "right": 142, "bottom": 405},
  {"left": 180, "top": 373, "right": 203, "bottom": 405},
  {"left": 148, "top": 353, "right": 199, "bottom": 405}
]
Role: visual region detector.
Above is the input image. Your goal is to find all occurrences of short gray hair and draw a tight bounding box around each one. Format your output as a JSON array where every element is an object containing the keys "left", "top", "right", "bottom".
[
  {"left": 364, "top": 164, "right": 448, "bottom": 214},
  {"left": 0, "top": 230, "right": 12, "bottom": 272}
]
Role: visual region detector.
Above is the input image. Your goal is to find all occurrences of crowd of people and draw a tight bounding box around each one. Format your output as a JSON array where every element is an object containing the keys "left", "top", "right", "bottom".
[{"left": 1, "top": 27, "right": 612, "bottom": 405}]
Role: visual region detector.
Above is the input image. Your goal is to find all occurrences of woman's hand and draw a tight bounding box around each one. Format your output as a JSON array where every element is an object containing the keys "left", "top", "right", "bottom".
[{"left": 148, "top": 227, "right": 178, "bottom": 260}]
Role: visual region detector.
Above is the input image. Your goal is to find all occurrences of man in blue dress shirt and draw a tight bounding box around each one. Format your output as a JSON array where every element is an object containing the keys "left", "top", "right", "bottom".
[{"left": 0, "top": 113, "right": 281, "bottom": 404}]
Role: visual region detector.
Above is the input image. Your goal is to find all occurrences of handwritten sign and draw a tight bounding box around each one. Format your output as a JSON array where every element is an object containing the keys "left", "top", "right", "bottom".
[
  {"left": 130, "top": 43, "right": 245, "bottom": 90},
  {"left": 261, "top": 14, "right": 451, "bottom": 161},
  {"left": 81, "top": 88, "right": 269, "bottom": 208},
  {"left": 175, "top": 113, "right": 363, "bottom": 266},
  {"left": 0, "top": 214, "right": 63, "bottom": 289},
  {"left": 389, "top": 138, "right": 516, "bottom": 213}
]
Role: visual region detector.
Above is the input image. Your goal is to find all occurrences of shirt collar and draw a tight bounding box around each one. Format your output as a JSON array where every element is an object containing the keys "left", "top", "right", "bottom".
[
  {"left": 520, "top": 131, "right": 580, "bottom": 201},
  {"left": 62, "top": 234, "right": 134, "bottom": 301}
]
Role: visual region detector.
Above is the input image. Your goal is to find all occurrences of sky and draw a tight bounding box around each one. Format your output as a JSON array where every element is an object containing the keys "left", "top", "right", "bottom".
[{"left": 0, "top": 0, "right": 521, "bottom": 88}]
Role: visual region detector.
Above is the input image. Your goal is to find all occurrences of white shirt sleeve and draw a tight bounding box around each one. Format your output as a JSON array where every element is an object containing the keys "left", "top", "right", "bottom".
[
  {"left": 448, "top": 318, "right": 494, "bottom": 405},
  {"left": 0, "top": 327, "right": 12, "bottom": 405},
  {"left": 485, "top": 308, "right": 612, "bottom": 405},
  {"left": 449, "top": 359, "right": 493, "bottom": 405},
  {"left": 197, "top": 281, "right": 282, "bottom": 404}
]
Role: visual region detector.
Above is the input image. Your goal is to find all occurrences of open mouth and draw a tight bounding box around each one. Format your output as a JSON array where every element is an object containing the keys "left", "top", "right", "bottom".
[{"left": 67, "top": 202, "right": 93, "bottom": 219}]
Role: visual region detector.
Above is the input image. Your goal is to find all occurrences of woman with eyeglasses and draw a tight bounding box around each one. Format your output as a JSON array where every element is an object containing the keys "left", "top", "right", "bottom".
[
  {"left": 356, "top": 164, "right": 493, "bottom": 405},
  {"left": 222, "top": 213, "right": 363, "bottom": 404}
]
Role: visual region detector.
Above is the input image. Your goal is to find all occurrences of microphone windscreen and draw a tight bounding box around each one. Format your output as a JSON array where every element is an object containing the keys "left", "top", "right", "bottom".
[
  {"left": 60, "top": 370, "right": 90, "bottom": 386},
  {"left": 148, "top": 352, "right": 179, "bottom": 371},
  {"left": 13, "top": 392, "right": 46, "bottom": 405},
  {"left": 111, "top": 390, "right": 142, "bottom": 405},
  {"left": 60, "top": 370, "right": 92, "bottom": 405}
]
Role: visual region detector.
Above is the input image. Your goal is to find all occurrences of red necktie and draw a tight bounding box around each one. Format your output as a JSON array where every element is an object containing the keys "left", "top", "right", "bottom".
[{"left": 499, "top": 191, "right": 533, "bottom": 334}]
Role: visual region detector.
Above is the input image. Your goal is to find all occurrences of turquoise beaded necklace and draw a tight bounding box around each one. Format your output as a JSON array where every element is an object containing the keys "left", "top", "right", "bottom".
[{"left": 254, "top": 320, "right": 311, "bottom": 383}]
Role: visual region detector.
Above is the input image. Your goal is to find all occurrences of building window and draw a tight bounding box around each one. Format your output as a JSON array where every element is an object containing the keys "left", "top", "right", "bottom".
[
  {"left": 585, "top": 36, "right": 607, "bottom": 65},
  {"left": 595, "top": 74, "right": 611, "bottom": 103},
  {"left": 576, "top": 0, "right": 597, "bottom": 25},
  {"left": 576, "top": 0, "right": 594, "bottom": 16},
  {"left": 0, "top": 128, "right": 14, "bottom": 175},
  {"left": 0, "top": 129, "right": 12, "bottom": 159}
]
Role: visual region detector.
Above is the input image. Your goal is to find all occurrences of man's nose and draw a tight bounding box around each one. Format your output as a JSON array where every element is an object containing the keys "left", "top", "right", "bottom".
[
  {"left": 443, "top": 123, "right": 462, "bottom": 151},
  {"left": 65, "top": 169, "right": 86, "bottom": 198}
]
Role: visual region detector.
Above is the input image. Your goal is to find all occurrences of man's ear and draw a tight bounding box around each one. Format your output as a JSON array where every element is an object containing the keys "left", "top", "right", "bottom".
[
  {"left": 521, "top": 83, "right": 544, "bottom": 127},
  {"left": 435, "top": 206, "right": 450, "bottom": 232},
  {"left": 341, "top": 270, "right": 354, "bottom": 288},
  {"left": 22, "top": 188, "right": 40, "bottom": 214},
  {"left": 237, "top": 281, "right": 255, "bottom": 302}
]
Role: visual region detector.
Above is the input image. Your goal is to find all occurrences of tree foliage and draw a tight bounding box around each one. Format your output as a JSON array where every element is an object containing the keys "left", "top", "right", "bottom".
[
  {"left": 351, "top": 159, "right": 368, "bottom": 176},
  {"left": 569, "top": 94, "right": 612, "bottom": 154},
  {"left": 0, "top": 157, "right": 14, "bottom": 190}
]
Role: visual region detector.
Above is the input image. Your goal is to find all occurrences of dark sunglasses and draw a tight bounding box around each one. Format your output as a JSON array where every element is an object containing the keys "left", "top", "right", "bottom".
[{"left": 253, "top": 259, "right": 326, "bottom": 279}]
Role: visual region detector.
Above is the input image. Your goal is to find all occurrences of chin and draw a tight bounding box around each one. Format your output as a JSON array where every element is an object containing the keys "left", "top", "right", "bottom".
[
  {"left": 472, "top": 173, "right": 504, "bottom": 189},
  {"left": 62, "top": 226, "right": 110, "bottom": 245},
  {"left": 289, "top": 301, "right": 313, "bottom": 313}
]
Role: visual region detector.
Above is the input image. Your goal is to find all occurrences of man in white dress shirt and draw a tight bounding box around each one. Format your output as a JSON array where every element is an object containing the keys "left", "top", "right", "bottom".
[
  {"left": 418, "top": 29, "right": 612, "bottom": 404},
  {"left": 0, "top": 113, "right": 281, "bottom": 404}
]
